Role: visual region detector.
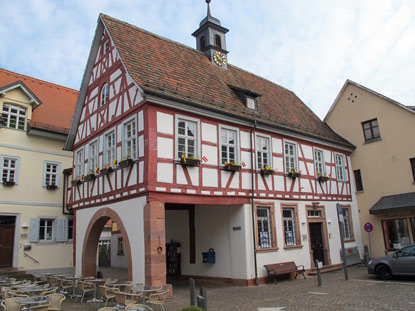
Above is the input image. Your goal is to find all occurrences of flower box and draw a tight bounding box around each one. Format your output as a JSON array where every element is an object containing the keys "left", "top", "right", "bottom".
[
  {"left": 46, "top": 184, "right": 58, "bottom": 190},
  {"left": 287, "top": 171, "right": 301, "bottom": 179},
  {"left": 260, "top": 168, "right": 275, "bottom": 176},
  {"left": 100, "top": 167, "right": 114, "bottom": 175},
  {"left": 71, "top": 179, "right": 82, "bottom": 186},
  {"left": 118, "top": 158, "right": 135, "bottom": 168},
  {"left": 224, "top": 163, "right": 241, "bottom": 172},
  {"left": 83, "top": 174, "right": 96, "bottom": 182},
  {"left": 180, "top": 157, "right": 201, "bottom": 167},
  {"left": 318, "top": 175, "right": 329, "bottom": 182},
  {"left": 3, "top": 180, "right": 15, "bottom": 186}
]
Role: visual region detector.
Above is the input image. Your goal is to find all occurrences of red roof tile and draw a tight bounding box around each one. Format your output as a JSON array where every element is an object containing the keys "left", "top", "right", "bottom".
[
  {"left": 101, "top": 14, "right": 351, "bottom": 148},
  {"left": 0, "top": 68, "right": 78, "bottom": 134}
]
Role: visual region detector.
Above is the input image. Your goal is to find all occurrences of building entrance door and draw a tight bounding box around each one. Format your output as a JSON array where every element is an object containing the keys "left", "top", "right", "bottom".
[
  {"left": 309, "top": 222, "right": 325, "bottom": 265},
  {"left": 0, "top": 216, "right": 16, "bottom": 268}
]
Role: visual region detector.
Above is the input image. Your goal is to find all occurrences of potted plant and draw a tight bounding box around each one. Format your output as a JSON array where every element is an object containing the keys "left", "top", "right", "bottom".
[
  {"left": 71, "top": 177, "right": 82, "bottom": 186},
  {"left": 224, "top": 162, "right": 242, "bottom": 171},
  {"left": 83, "top": 169, "right": 96, "bottom": 182},
  {"left": 287, "top": 169, "right": 301, "bottom": 179},
  {"left": 260, "top": 165, "right": 275, "bottom": 175},
  {"left": 118, "top": 157, "right": 135, "bottom": 168},
  {"left": 180, "top": 155, "right": 201, "bottom": 167},
  {"left": 3, "top": 180, "right": 15, "bottom": 186},
  {"left": 317, "top": 173, "right": 329, "bottom": 182},
  {"left": 100, "top": 160, "right": 117, "bottom": 175}
]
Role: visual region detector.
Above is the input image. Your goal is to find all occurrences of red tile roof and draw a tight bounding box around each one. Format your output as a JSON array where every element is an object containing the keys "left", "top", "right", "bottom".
[
  {"left": 0, "top": 68, "right": 78, "bottom": 134},
  {"left": 101, "top": 14, "right": 352, "bottom": 148}
]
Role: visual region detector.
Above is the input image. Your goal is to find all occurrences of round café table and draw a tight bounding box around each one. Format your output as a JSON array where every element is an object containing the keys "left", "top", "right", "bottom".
[
  {"left": 86, "top": 278, "right": 106, "bottom": 303},
  {"left": 130, "top": 284, "right": 163, "bottom": 303},
  {"left": 16, "top": 286, "right": 47, "bottom": 297},
  {"left": 16, "top": 296, "right": 49, "bottom": 310}
]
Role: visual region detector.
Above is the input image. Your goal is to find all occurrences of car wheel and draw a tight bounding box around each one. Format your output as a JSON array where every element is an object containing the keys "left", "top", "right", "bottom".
[{"left": 376, "top": 264, "right": 392, "bottom": 280}]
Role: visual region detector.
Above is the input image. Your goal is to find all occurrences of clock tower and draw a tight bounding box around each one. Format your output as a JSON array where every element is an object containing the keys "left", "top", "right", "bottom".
[{"left": 192, "top": 0, "right": 229, "bottom": 69}]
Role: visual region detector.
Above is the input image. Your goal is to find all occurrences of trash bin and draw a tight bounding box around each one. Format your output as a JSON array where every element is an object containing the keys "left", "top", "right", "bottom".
[{"left": 202, "top": 248, "right": 215, "bottom": 264}]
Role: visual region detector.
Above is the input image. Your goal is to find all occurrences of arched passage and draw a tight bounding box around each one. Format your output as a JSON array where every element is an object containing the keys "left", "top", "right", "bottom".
[{"left": 81, "top": 207, "right": 133, "bottom": 280}]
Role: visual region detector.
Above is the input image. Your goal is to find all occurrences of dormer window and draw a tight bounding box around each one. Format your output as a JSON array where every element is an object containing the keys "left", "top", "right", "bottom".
[
  {"left": 246, "top": 97, "right": 256, "bottom": 110},
  {"left": 229, "top": 86, "right": 260, "bottom": 111},
  {"left": 2, "top": 104, "right": 26, "bottom": 130},
  {"left": 100, "top": 83, "right": 109, "bottom": 107},
  {"left": 200, "top": 36, "right": 206, "bottom": 51},
  {"left": 215, "top": 35, "right": 221, "bottom": 48}
]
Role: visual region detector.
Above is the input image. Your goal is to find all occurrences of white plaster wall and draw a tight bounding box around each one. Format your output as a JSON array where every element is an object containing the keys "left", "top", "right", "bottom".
[
  {"left": 157, "top": 137, "right": 173, "bottom": 159},
  {"left": 201, "top": 123, "right": 217, "bottom": 143},
  {"left": 156, "top": 112, "right": 173, "bottom": 134},
  {"left": 75, "top": 196, "right": 147, "bottom": 282}
]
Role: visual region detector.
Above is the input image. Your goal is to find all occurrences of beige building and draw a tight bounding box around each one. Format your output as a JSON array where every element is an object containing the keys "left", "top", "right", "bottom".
[
  {"left": 325, "top": 80, "right": 415, "bottom": 257},
  {"left": 0, "top": 68, "right": 77, "bottom": 273}
]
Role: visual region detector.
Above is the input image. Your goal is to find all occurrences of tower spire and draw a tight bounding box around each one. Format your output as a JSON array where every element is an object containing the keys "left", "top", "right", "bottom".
[{"left": 206, "top": 0, "right": 211, "bottom": 17}]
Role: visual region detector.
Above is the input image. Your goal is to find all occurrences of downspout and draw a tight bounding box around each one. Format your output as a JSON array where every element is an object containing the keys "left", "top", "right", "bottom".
[
  {"left": 62, "top": 168, "right": 72, "bottom": 215},
  {"left": 250, "top": 120, "right": 259, "bottom": 285}
]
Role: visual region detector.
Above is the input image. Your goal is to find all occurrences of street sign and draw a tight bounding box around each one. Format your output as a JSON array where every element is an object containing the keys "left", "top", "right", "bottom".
[
  {"left": 336, "top": 203, "right": 343, "bottom": 215},
  {"left": 364, "top": 222, "right": 374, "bottom": 233}
]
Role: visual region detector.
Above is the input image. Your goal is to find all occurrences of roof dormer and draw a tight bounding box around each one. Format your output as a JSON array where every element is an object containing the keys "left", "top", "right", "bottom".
[{"left": 229, "top": 85, "right": 260, "bottom": 111}]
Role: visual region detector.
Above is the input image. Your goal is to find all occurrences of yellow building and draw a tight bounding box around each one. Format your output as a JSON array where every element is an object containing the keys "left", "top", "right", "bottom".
[
  {"left": 325, "top": 80, "right": 415, "bottom": 257},
  {"left": 0, "top": 68, "right": 77, "bottom": 273}
]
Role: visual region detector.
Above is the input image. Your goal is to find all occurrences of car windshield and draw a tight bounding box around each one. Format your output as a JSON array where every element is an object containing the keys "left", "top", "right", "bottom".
[{"left": 397, "top": 245, "right": 415, "bottom": 257}]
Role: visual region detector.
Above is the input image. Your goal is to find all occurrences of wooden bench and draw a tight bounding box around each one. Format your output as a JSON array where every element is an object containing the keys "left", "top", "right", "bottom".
[{"left": 264, "top": 261, "right": 306, "bottom": 284}]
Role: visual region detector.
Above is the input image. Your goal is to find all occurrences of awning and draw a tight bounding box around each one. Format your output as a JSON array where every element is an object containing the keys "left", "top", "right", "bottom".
[{"left": 369, "top": 192, "right": 415, "bottom": 214}]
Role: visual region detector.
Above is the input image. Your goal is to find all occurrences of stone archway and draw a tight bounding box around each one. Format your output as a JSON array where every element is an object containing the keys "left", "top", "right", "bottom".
[{"left": 81, "top": 208, "right": 133, "bottom": 280}]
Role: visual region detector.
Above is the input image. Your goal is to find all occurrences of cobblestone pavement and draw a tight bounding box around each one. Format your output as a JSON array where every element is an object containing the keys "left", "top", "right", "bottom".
[{"left": 60, "top": 265, "right": 415, "bottom": 311}]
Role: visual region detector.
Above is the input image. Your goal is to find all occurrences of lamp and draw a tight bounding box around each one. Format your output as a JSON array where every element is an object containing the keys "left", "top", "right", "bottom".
[
  {"left": 21, "top": 222, "right": 28, "bottom": 229},
  {"left": 327, "top": 219, "right": 332, "bottom": 225}
]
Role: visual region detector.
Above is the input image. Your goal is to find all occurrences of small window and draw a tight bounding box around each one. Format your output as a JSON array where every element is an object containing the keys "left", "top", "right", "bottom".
[
  {"left": 314, "top": 149, "right": 326, "bottom": 177},
  {"left": 88, "top": 140, "right": 99, "bottom": 173},
  {"left": 103, "top": 40, "right": 109, "bottom": 55},
  {"left": 104, "top": 131, "right": 116, "bottom": 167},
  {"left": 1, "top": 156, "right": 20, "bottom": 185},
  {"left": 410, "top": 158, "right": 415, "bottom": 183},
  {"left": 176, "top": 117, "right": 199, "bottom": 159},
  {"left": 200, "top": 36, "right": 206, "bottom": 50},
  {"left": 68, "top": 219, "right": 73, "bottom": 240},
  {"left": 39, "top": 219, "right": 54, "bottom": 241},
  {"left": 74, "top": 149, "right": 84, "bottom": 178},
  {"left": 335, "top": 153, "right": 347, "bottom": 182},
  {"left": 308, "top": 210, "right": 321, "bottom": 217},
  {"left": 44, "top": 161, "right": 60, "bottom": 188},
  {"left": 215, "top": 34, "right": 221, "bottom": 48},
  {"left": 2, "top": 104, "right": 26, "bottom": 130},
  {"left": 283, "top": 207, "right": 300, "bottom": 247},
  {"left": 117, "top": 237, "right": 124, "bottom": 255},
  {"left": 256, "top": 135, "right": 271, "bottom": 169},
  {"left": 284, "top": 142, "right": 298, "bottom": 174},
  {"left": 256, "top": 206, "right": 276, "bottom": 249},
  {"left": 341, "top": 206, "right": 354, "bottom": 241},
  {"left": 123, "top": 118, "right": 137, "bottom": 160},
  {"left": 246, "top": 97, "right": 256, "bottom": 110},
  {"left": 100, "top": 83, "right": 109, "bottom": 107},
  {"left": 353, "top": 169, "right": 363, "bottom": 192},
  {"left": 220, "top": 127, "right": 238, "bottom": 165},
  {"left": 382, "top": 219, "right": 411, "bottom": 250},
  {"left": 362, "top": 118, "right": 380, "bottom": 142}
]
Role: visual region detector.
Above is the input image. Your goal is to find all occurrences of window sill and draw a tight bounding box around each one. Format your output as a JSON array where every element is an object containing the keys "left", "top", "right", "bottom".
[
  {"left": 256, "top": 247, "right": 279, "bottom": 253},
  {"left": 355, "top": 190, "right": 364, "bottom": 194},
  {"left": 283, "top": 245, "right": 303, "bottom": 250},
  {"left": 37, "top": 241, "right": 57, "bottom": 245},
  {"left": 344, "top": 238, "right": 355, "bottom": 243},
  {"left": 363, "top": 137, "right": 382, "bottom": 145}
]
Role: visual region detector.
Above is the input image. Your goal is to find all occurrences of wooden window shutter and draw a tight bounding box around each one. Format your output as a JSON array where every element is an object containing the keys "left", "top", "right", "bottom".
[
  {"left": 56, "top": 219, "right": 66, "bottom": 242},
  {"left": 29, "top": 218, "right": 39, "bottom": 242}
]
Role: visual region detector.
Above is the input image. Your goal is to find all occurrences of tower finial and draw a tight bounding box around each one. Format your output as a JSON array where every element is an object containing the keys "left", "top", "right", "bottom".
[{"left": 206, "top": 0, "right": 211, "bottom": 17}]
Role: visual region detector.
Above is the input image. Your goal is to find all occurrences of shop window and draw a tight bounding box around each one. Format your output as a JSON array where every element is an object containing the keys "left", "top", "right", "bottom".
[
  {"left": 382, "top": 219, "right": 411, "bottom": 250},
  {"left": 341, "top": 206, "right": 354, "bottom": 241},
  {"left": 255, "top": 203, "right": 277, "bottom": 250},
  {"left": 282, "top": 205, "right": 301, "bottom": 247}
]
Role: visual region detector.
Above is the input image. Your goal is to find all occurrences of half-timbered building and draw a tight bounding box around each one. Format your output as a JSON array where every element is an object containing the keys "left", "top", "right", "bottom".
[{"left": 64, "top": 7, "right": 362, "bottom": 286}]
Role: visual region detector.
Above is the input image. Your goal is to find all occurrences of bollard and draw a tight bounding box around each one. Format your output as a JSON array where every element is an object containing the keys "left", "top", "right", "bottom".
[
  {"left": 190, "top": 278, "right": 195, "bottom": 306},
  {"left": 364, "top": 245, "right": 370, "bottom": 264},
  {"left": 316, "top": 260, "right": 322, "bottom": 287}
]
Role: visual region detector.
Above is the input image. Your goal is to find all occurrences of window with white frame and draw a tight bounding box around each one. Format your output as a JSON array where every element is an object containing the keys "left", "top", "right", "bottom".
[
  {"left": 342, "top": 207, "right": 352, "bottom": 240},
  {"left": 177, "top": 118, "right": 198, "bottom": 159},
  {"left": 1, "top": 156, "right": 20, "bottom": 184},
  {"left": 44, "top": 161, "right": 60, "bottom": 187},
  {"left": 284, "top": 142, "right": 297, "bottom": 174},
  {"left": 256, "top": 135, "right": 271, "bottom": 169},
  {"left": 74, "top": 149, "right": 84, "bottom": 178},
  {"left": 220, "top": 127, "right": 238, "bottom": 165},
  {"left": 100, "top": 83, "right": 109, "bottom": 106},
  {"left": 314, "top": 149, "right": 326, "bottom": 177},
  {"left": 103, "top": 40, "right": 109, "bottom": 55},
  {"left": 39, "top": 219, "right": 54, "bottom": 241},
  {"left": 123, "top": 118, "right": 137, "bottom": 160},
  {"left": 283, "top": 208, "right": 297, "bottom": 246},
  {"left": 88, "top": 140, "right": 99, "bottom": 173},
  {"left": 257, "top": 207, "right": 272, "bottom": 248},
  {"left": 335, "top": 153, "right": 347, "bottom": 181},
  {"left": 104, "top": 131, "right": 116, "bottom": 166},
  {"left": 2, "top": 104, "right": 26, "bottom": 130}
]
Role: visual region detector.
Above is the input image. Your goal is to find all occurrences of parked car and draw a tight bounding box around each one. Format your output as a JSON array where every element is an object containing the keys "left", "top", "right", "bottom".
[{"left": 367, "top": 244, "right": 415, "bottom": 280}]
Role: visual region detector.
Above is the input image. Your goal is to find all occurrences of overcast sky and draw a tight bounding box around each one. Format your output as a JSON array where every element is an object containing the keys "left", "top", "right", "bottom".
[{"left": 0, "top": 0, "right": 413, "bottom": 119}]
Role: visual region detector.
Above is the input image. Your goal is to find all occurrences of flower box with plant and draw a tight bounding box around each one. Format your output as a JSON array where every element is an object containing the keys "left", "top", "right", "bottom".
[
  {"left": 224, "top": 162, "right": 241, "bottom": 171},
  {"left": 83, "top": 169, "right": 97, "bottom": 182},
  {"left": 118, "top": 157, "right": 135, "bottom": 168},
  {"left": 287, "top": 169, "right": 301, "bottom": 179},
  {"left": 260, "top": 166, "right": 275, "bottom": 175},
  {"left": 71, "top": 177, "right": 82, "bottom": 186},
  {"left": 46, "top": 184, "right": 58, "bottom": 190},
  {"left": 317, "top": 173, "right": 329, "bottom": 182},
  {"left": 180, "top": 155, "right": 201, "bottom": 167},
  {"left": 100, "top": 160, "right": 117, "bottom": 175},
  {"left": 3, "top": 180, "right": 15, "bottom": 186}
]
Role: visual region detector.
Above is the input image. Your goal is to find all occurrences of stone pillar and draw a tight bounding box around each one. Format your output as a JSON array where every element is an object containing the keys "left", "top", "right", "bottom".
[{"left": 144, "top": 201, "right": 166, "bottom": 285}]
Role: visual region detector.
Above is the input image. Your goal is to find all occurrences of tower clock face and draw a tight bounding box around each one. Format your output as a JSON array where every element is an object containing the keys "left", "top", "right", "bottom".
[{"left": 213, "top": 51, "right": 226, "bottom": 66}]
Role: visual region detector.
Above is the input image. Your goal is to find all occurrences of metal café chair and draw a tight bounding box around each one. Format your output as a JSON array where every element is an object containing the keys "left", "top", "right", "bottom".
[
  {"left": 99, "top": 285, "right": 118, "bottom": 307},
  {"left": 77, "top": 280, "right": 94, "bottom": 303},
  {"left": 57, "top": 278, "right": 73, "bottom": 295},
  {"left": 48, "top": 293, "right": 66, "bottom": 311},
  {"left": 146, "top": 289, "right": 169, "bottom": 311},
  {"left": 1, "top": 297, "right": 21, "bottom": 311},
  {"left": 114, "top": 291, "right": 139, "bottom": 310}
]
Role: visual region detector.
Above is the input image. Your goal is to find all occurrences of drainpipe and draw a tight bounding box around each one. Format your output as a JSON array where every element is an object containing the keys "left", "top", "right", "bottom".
[
  {"left": 250, "top": 120, "right": 259, "bottom": 285},
  {"left": 62, "top": 168, "right": 73, "bottom": 215}
]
